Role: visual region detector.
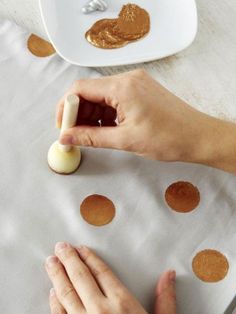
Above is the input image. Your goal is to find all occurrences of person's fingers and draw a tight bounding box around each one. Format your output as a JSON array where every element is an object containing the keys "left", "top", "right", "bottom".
[
  {"left": 57, "top": 98, "right": 103, "bottom": 129},
  {"left": 57, "top": 98, "right": 115, "bottom": 129},
  {"left": 69, "top": 77, "right": 122, "bottom": 108},
  {"left": 49, "top": 288, "right": 66, "bottom": 314},
  {"left": 45, "top": 256, "right": 84, "bottom": 313},
  {"left": 77, "top": 246, "right": 129, "bottom": 299},
  {"left": 59, "top": 125, "right": 125, "bottom": 150},
  {"left": 55, "top": 242, "right": 105, "bottom": 310},
  {"left": 56, "top": 76, "right": 120, "bottom": 118},
  {"left": 56, "top": 69, "right": 142, "bottom": 128},
  {"left": 155, "top": 270, "right": 176, "bottom": 314},
  {"left": 56, "top": 82, "right": 92, "bottom": 128}
]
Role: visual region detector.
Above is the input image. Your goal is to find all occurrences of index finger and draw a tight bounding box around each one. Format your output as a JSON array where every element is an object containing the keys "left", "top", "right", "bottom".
[{"left": 56, "top": 76, "right": 120, "bottom": 128}]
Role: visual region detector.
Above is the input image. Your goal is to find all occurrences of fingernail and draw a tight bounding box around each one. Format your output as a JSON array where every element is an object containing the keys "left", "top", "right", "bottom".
[
  {"left": 60, "top": 134, "right": 73, "bottom": 145},
  {"left": 46, "top": 256, "right": 59, "bottom": 267},
  {"left": 55, "top": 242, "right": 69, "bottom": 252},
  {"left": 168, "top": 270, "right": 176, "bottom": 283},
  {"left": 50, "top": 288, "right": 55, "bottom": 296}
]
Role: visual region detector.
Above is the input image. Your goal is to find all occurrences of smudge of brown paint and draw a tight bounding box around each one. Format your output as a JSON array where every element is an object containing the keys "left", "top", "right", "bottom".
[
  {"left": 85, "top": 4, "right": 150, "bottom": 49},
  {"left": 27, "top": 34, "right": 55, "bottom": 57},
  {"left": 165, "top": 181, "right": 200, "bottom": 213},
  {"left": 192, "top": 249, "right": 229, "bottom": 282},
  {"left": 80, "top": 194, "right": 116, "bottom": 226}
]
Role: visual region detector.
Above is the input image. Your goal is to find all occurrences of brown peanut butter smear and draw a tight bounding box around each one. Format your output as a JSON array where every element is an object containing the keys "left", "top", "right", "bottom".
[
  {"left": 80, "top": 194, "right": 116, "bottom": 226},
  {"left": 192, "top": 249, "right": 229, "bottom": 282},
  {"left": 165, "top": 181, "right": 200, "bottom": 213},
  {"left": 85, "top": 3, "right": 150, "bottom": 49}
]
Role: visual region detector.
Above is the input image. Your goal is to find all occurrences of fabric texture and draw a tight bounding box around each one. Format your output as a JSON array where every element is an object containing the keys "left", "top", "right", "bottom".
[{"left": 0, "top": 19, "right": 236, "bottom": 314}]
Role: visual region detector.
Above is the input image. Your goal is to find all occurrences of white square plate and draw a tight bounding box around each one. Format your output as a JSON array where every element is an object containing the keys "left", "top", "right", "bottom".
[{"left": 39, "top": 0, "right": 198, "bottom": 67}]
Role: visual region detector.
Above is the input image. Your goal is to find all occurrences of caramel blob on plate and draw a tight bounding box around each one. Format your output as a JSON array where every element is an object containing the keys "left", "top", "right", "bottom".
[
  {"left": 165, "top": 181, "right": 200, "bottom": 213},
  {"left": 192, "top": 249, "right": 229, "bottom": 282},
  {"left": 85, "top": 3, "right": 150, "bottom": 49},
  {"left": 27, "top": 34, "right": 56, "bottom": 57},
  {"left": 80, "top": 194, "right": 116, "bottom": 226},
  {"left": 86, "top": 19, "right": 128, "bottom": 49}
]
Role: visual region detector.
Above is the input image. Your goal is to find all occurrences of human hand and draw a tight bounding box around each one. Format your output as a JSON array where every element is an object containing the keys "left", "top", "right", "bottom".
[
  {"left": 57, "top": 69, "right": 236, "bottom": 173},
  {"left": 56, "top": 69, "right": 207, "bottom": 162},
  {"left": 45, "top": 243, "right": 176, "bottom": 314}
]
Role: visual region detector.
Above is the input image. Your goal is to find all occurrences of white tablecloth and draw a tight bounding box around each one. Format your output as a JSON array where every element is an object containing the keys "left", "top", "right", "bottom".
[{"left": 0, "top": 19, "right": 236, "bottom": 314}]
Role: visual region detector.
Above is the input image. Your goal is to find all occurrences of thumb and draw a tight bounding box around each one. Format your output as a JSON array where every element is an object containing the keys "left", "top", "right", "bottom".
[
  {"left": 60, "top": 126, "right": 125, "bottom": 150},
  {"left": 155, "top": 270, "right": 177, "bottom": 314}
]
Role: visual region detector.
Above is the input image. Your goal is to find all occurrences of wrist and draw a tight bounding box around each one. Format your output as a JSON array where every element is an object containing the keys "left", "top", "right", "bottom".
[{"left": 184, "top": 114, "right": 236, "bottom": 174}]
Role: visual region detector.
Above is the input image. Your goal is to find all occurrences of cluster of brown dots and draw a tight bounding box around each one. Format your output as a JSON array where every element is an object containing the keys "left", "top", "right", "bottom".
[
  {"left": 26, "top": 34, "right": 229, "bottom": 285},
  {"left": 79, "top": 182, "right": 229, "bottom": 284}
]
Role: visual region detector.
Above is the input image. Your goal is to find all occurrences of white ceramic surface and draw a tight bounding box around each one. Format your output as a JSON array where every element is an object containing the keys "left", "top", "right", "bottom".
[{"left": 39, "top": 0, "right": 198, "bottom": 67}]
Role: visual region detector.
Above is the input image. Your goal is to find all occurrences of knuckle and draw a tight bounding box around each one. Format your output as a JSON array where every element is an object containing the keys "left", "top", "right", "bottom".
[
  {"left": 59, "top": 285, "right": 74, "bottom": 301},
  {"left": 132, "top": 68, "right": 147, "bottom": 78},
  {"left": 79, "top": 131, "right": 94, "bottom": 147},
  {"left": 91, "top": 264, "right": 110, "bottom": 279},
  {"left": 60, "top": 247, "right": 77, "bottom": 261},
  {"left": 51, "top": 306, "right": 64, "bottom": 314},
  {"left": 94, "top": 307, "right": 109, "bottom": 314},
  {"left": 49, "top": 265, "right": 62, "bottom": 278},
  {"left": 125, "top": 76, "right": 137, "bottom": 90},
  {"left": 73, "top": 78, "right": 87, "bottom": 91},
  {"left": 116, "top": 296, "right": 131, "bottom": 313},
  {"left": 72, "top": 266, "right": 90, "bottom": 281},
  {"left": 105, "top": 94, "right": 119, "bottom": 109},
  {"left": 72, "top": 80, "right": 80, "bottom": 89}
]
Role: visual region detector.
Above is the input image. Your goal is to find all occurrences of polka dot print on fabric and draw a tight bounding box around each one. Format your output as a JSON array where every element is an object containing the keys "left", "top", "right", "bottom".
[
  {"left": 192, "top": 249, "right": 229, "bottom": 282},
  {"left": 165, "top": 181, "right": 200, "bottom": 213},
  {"left": 27, "top": 34, "right": 55, "bottom": 57},
  {"left": 80, "top": 194, "right": 116, "bottom": 226}
]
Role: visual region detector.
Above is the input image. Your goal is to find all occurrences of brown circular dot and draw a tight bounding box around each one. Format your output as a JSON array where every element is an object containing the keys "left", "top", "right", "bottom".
[
  {"left": 80, "top": 194, "right": 116, "bottom": 226},
  {"left": 27, "top": 34, "right": 56, "bottom": 57},
  {"left": 165, "top": 181, "right": 200, "bottom": 213},
  {"left": 192, "top": 249, "right": 229, "bottom": 282}
]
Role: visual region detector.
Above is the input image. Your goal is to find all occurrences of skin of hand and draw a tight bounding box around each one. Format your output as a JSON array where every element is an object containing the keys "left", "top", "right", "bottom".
[
  {"left": 57, "top": 69, "right": 236, "bottom": 174},
  {"left": 45, "top": 243, "right": 176, "bottom": 314}
]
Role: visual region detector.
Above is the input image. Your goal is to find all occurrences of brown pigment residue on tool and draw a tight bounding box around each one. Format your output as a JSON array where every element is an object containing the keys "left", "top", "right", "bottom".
[
  {"left": 80, "top": 194, "right": 116, "bottom": 226},
  {"left": 165, "top": 181, "right": 200, "bottom": 213},
  {"left": 27, "top": 34, "right": 56, "bottom": 57},
  {"left": 85, "top": 4, "right": 150, "bottom": 49},
  {"left": 192, "top": 249, "right": 229, "bottom": 282}
]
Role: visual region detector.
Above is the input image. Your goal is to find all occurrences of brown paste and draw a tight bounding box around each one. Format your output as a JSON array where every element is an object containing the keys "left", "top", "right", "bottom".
[
  {"left": 80, "top": 194, "right": 116, "bottom": 226},
  {"left": 85, "top": 4, "right": 150, "bottom": 49},
  {"left": 192, "top": 249, "right": 229, "bottom": 282},
  {"left": 165, "top": 181, "right": 200, "bottom": 213}
]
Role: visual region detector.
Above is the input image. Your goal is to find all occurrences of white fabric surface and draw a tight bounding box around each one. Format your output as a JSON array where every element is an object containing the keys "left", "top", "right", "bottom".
[{"left": 1, "top": 19, "right": 236, "bottom": 314}]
